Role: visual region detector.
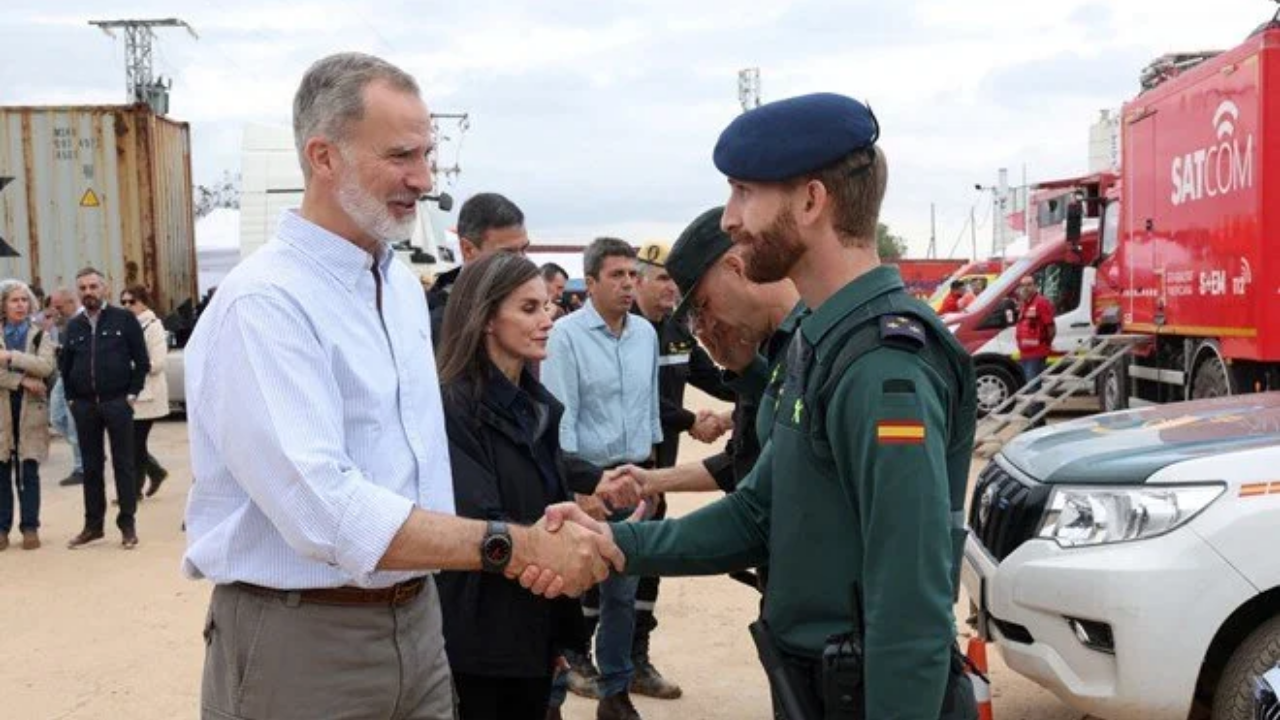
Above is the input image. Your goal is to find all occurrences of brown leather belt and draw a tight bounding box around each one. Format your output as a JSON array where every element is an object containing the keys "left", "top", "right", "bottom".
[{"left": 233, "top": 577, "right": 427, "bottom": 607}]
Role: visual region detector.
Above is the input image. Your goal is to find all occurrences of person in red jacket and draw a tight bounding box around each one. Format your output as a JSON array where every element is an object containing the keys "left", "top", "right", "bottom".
[
  {"left": 1015, "top": 276, "right": 1056, "bottom": 377},
  {"left": 938, "top": 280, "right": 965, "bottom": 314},
  {"left": 1015, "top": 276, "right": 1056, "bottom": 423}
]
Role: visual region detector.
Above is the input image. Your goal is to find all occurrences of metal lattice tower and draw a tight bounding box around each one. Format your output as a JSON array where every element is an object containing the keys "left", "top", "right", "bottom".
[
  {"left": 89, "top": 18, "right": 198, "bottom": 106},
  {"left": 738, "top": 68, "right": 761, "bottom": 113}
]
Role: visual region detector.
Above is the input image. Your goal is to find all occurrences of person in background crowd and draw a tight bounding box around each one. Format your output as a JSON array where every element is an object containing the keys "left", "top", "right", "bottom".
[
  {"left": 938, "top": 279, "right": 965, "bottom": 314},
  {"left": 542, "top": 237, "right": 660, "bottom": 720},
  {"left": 120, "top": 286, "right": 170, "bottom": 500},
  {"left": 427, "top": 193, "right": 532, "bottom": 344},
  {"left": 0, "top": 280, "right": 56, "bottom": 551},
  {"left": 1015, "top": 274, "right": 1056, "bottom": 425},
  {"left": 541, "top": 262, "right": 570, "bottom": 321},
  {"left": 958, "top": 276, "right": 986, "bottom": 311},
  {"left": 436, "top": 252, "right": 590, "bottom": 720},
  {"left": 60, "top": 267, "right": 149, "bottom": 550},
  {"left": 625, "top": 240, "right": 736, "bottom": 701},
  {"left": 47, "top": 288, "right": 84, "bottom": 487}
]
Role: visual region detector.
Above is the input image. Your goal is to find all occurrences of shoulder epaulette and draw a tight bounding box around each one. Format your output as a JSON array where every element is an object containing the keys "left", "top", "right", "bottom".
[{"left": 878, "top": 314, "right": 926, "bottom": 351}]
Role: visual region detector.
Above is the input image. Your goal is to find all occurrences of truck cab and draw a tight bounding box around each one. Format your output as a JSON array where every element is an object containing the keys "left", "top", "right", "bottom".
[
  {"left": 963, "top": 393, "right": 1280, "bottom": 720},
  {"left": 945, "top": 174, "right": 1115, "bottom": 414}
]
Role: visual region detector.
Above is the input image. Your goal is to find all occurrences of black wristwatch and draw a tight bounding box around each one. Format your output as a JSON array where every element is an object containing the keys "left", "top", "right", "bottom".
[{"left": 479, "top": 520, "right": 513, "bottom": 574}]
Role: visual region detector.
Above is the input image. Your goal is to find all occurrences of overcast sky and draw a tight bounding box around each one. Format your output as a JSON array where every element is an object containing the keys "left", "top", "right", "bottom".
[{"left": 0, "top": 0, "right": 1272, "bottom": 257}]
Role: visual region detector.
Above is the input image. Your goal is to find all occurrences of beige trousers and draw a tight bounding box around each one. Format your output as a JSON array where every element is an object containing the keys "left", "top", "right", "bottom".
[{"left": 201, "top": 578, "right": 456, "bottom": 720}]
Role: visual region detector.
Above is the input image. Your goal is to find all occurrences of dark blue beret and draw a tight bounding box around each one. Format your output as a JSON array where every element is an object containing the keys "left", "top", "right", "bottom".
[{"left": 713, "top": 93, "right": 879, "bottom": 182}]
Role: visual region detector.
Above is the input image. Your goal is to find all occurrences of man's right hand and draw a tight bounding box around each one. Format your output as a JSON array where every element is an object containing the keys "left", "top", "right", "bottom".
[
  {"left": 508, "top": 513, "right": 624, "bottom": 598},
  {"left": 595, "top": 468, "right": 642, "bottom": 509},
  {"left": 690, "top": 409, "right": 729, "bottom": 443},
  {"left": 612, "top": 463, "right": 659, "bottom": 498}
]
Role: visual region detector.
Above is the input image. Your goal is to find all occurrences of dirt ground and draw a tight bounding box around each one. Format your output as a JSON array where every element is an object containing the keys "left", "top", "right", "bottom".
[{"left": 1, "top": 390, "right": 1092, "bottom": 720}]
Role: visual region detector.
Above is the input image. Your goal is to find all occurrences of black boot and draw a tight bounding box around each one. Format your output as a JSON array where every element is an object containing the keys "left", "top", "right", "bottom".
[{"left": 143, "top": 454, "right": 168, "bottom": 497}]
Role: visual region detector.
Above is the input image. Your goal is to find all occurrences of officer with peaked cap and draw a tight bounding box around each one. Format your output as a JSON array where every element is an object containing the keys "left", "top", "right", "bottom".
[
  {"left": 544, "top": 93, "right": 979, "bottom": 719},
  {"left": 622, "top": 240, "right": 735, "bottom": 700}
]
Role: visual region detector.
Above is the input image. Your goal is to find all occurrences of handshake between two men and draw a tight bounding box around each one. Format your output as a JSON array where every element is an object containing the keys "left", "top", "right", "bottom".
[
  {"left": 502, "top": 500, "right": 639, "bottom": 599},
  {"left": 495, "top": 408, "right": 732, "bottom": 599}
]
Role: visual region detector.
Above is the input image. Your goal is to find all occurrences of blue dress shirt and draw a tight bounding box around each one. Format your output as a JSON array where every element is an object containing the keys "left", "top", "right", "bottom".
[{"left": 541, "top": 299, "right": 661, "bottom": 468}]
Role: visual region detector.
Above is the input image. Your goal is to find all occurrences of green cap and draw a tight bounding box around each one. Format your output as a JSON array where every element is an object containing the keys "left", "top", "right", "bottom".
[{"left": 670, "top": 206, "right": 733, "bottom": 322}]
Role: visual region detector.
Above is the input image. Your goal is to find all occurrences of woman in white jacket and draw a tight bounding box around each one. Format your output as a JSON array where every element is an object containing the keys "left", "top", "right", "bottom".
[
  {"left": 0, "top": 280, "right": 56, "bottom": 550},
  {"left": 120, "top": 286, "right": 169, "bottom": 499}
]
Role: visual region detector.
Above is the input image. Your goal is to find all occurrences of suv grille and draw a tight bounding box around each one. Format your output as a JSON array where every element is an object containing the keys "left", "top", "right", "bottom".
[{"left": 969, "top": 460, "right": 1052, "bottom": 561}]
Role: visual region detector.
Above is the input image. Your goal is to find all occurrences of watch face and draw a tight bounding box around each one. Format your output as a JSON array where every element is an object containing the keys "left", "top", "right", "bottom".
[{"left": 483, "top": 535, "right": 512, "bottom": 564}]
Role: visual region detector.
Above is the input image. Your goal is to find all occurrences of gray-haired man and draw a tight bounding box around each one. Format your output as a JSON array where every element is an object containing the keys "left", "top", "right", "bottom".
[{"left": 183, "top": 52, "right": 621, "bottom": 720}]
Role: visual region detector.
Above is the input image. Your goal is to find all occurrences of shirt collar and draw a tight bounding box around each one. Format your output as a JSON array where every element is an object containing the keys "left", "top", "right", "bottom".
[
  {"left": 277, "top": 210, "right": 394, "bottom": 291},
  {"left": 486, "top": 361, "right": 523, "bottom": 410},
  {"left": 583, "top": 299, "right": 631, "bottom": 337},
  {"left": 800, "top": 265, "right": 904, "bottom": 346},
  {"left": 777, "top": 300, "right": 808, "bottom": 335}
]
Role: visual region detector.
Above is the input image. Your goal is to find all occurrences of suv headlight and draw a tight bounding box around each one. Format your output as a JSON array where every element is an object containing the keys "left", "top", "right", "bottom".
[{"left": 1037, "top": 484, "right": 1224, "bottom": 548}]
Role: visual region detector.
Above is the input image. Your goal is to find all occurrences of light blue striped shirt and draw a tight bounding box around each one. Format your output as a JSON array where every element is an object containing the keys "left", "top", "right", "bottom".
[
  {"left": 542, "top": 299, "right": 661, "bottom": 467},
  {"left": 182, "top": 211, "right": 455, "bottom": 590}
]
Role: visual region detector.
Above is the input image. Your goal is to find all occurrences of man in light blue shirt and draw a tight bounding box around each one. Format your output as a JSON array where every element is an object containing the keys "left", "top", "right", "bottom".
[
  {"left": 542, "top": 237, "right": 661, "bottom": 720},
  {"left": 183, "top": 52, "right": 621, "bottom": 720}
]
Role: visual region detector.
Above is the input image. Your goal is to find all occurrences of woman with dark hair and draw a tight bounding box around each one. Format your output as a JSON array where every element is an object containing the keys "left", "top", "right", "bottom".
[
  {"left": 119, "top": 285, "right": 169, "bottom": 499},
  {"left": 435, "top": 251, "right": 586, "bottom": 719}
]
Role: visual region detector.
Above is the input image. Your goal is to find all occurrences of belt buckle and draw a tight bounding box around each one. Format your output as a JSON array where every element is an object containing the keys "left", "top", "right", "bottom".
[{"left": 391, "top": 580, "right": 417, "bottom": 606}]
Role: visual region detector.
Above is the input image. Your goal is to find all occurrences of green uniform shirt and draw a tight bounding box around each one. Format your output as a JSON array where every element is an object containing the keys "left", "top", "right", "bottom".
[{"left": 613, "top": 266, "right": 974, "bottom": 720}]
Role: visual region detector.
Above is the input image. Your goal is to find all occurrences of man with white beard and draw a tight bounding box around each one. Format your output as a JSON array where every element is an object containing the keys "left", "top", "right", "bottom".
[{"left": 182, "top": 52, "right": 623, "bottom": 720}]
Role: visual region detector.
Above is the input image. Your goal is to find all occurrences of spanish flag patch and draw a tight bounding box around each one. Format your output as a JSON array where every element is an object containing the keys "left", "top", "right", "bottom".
[{"left": 877, "top": 420, "right": 926, "bottom": 445}]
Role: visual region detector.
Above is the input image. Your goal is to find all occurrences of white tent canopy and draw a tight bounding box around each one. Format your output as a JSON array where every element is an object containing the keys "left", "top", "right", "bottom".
[{"left": 196, "top": 207, "right": 240, "bottom": 294}]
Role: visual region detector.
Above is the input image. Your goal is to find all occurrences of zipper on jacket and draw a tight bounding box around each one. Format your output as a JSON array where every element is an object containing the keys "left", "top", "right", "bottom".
[{"left": 90, "top": 318, "right": 98, "bottom": 402}]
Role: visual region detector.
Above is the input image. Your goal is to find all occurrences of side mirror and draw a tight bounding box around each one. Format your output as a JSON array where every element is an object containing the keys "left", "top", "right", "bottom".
[{"left": 1065, "top": 202, "right": 1083, "bottom": 245}]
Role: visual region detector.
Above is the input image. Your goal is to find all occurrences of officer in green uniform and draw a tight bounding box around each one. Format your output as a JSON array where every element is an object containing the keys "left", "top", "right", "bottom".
[{"left": 543, "top": 93, "right": 978, "bottom": 719}]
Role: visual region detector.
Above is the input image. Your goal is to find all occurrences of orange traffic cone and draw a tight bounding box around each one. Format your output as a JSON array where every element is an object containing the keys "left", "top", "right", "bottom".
[{"left": 966, "top": 636, "right": 993, "bottom": 720}]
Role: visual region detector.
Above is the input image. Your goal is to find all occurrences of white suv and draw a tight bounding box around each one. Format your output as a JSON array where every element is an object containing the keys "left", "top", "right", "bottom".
[{"left": 963, "top": 393, "right": 1280, "bottom": 720}]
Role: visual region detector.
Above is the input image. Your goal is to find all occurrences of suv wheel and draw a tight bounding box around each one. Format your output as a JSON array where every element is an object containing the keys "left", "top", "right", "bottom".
[{"left": 1212, "top": 614, "right": 1280, "bottom": 720}]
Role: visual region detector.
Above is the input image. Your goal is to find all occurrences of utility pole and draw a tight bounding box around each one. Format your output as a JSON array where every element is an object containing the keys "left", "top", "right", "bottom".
[
  {"left": 89, "top": 18, "right": 198, "bottom": 114},
  {"left": 738, "top": 68, "right": 761, "bottom": 113},
  {"left": 1022, "top": 163, "right": 1030, "bottom": 240},
  {"left": 993, "top": 168, "right": 1009, "bottom": 257},
  {"left": 970, "top": 206, "right": 978, "bottom": 261},
  {"left": 927, "top": 203, "right": 937, "bottom": 259}
]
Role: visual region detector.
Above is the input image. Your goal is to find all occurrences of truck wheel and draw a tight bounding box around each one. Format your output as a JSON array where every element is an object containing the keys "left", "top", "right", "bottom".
[
  {"left": 975, "top": 364, "right": 1019, "bottom": 416},
  {"left": 1192, "top": 355, "right": 1233, "bottom": 400},
  {"left": 1211, "top": 614, "right": 1280, "bottom": 720},
  {"left": 1098, "top": 363, "right": 1128, "bottom": 413}
]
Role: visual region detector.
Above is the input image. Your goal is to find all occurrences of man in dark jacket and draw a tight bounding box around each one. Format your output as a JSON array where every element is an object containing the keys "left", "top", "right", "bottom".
[
  {"left": 621, "top": 216, "right": 802, "bottom": 499},
  {"left": 60, "top": 267, "right": 149, "bottom": 550},
  {"left": 426, "top": 193, "right": 531, "bottom": 346},
  {"left": 620, "top": 241, "right": 735, "bottom": 699}
]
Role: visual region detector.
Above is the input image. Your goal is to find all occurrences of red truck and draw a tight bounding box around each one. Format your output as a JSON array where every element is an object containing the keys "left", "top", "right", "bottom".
[
  {"left": 1088, "top": 23, "right": 1280, "bottom": 411},
  {"left": 893, "top": 258, "right": 967, "bottom": 300},
  {"left": 940, "top": 173, "right": 1115, "bottom": 414}
]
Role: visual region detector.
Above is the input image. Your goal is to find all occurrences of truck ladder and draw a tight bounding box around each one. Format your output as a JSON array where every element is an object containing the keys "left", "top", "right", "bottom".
[{"left": 973, "top": 334, "right": 1151, "bottom": 459}]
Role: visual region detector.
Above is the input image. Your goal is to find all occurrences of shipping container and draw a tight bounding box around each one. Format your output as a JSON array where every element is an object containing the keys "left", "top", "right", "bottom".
[{"left": 0, "top": 104, "right": 196, "bottom": 313}]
